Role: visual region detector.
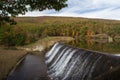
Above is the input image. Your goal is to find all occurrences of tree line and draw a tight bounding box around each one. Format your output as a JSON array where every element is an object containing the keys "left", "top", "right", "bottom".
[{"left": 0, "top": 17, "right": 120, "bottom": 46}]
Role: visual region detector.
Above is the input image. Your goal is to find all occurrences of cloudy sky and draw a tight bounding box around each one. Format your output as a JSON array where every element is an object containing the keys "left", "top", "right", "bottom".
[{"left": 19, "top": 0, "right": 120, "bottom": 20}]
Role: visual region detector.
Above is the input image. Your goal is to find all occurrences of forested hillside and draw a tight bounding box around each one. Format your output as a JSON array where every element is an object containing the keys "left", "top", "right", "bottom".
[{"left": 0, "top": 16, "right": 120, "bottom": 46}]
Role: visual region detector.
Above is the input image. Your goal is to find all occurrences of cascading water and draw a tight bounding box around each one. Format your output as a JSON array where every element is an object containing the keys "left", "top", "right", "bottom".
[{"left": 45, "top": 42, "right": 120, "bottom": 80}]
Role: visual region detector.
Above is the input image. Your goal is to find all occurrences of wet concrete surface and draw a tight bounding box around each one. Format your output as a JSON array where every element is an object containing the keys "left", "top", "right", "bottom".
[{"left": 7, "top": 54, "right": 49, "bottom": 80}]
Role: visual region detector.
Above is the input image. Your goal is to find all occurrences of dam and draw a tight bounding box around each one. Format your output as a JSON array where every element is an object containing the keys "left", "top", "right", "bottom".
[{"left": 45, "top": 42, "right": 120, "bottom": 80}]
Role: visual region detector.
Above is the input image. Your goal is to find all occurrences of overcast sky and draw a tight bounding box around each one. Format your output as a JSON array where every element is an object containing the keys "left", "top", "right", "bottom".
[{"left": 19, "top": 0, "right": 120, "bottom": 20}]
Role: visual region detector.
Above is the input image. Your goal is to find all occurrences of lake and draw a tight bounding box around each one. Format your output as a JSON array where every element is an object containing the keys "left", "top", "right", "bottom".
[{"left": 69, "top": 38, "right": 120, "bottom": 54}]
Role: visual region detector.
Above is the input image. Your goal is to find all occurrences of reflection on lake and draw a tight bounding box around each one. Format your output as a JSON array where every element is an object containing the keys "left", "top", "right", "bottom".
[{"left": 69, "top": 38, "right": 120, "bottom": 54}]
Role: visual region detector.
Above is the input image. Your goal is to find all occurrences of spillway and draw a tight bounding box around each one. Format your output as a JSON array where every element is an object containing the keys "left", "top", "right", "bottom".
[{"left": 45, "top": 42, "right": 120, "bottom": 80}]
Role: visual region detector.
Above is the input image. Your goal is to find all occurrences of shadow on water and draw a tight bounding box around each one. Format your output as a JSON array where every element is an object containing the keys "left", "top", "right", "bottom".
[{"left": 7, "top": 54, "right": 49, "bottom": 80}]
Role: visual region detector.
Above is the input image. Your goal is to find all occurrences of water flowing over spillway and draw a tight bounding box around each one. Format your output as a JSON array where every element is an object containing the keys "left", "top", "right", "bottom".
[{"left": 45, "top": 42, "right": 120, "bottom": 80}]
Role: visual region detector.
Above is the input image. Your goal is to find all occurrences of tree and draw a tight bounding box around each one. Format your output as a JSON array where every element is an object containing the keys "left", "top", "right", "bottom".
[
  {"left": 0, "top": 0, "right": 68, "bottom": 46},
  {"left": 0, "top": 0, "right": 68, "bottom": 25}
]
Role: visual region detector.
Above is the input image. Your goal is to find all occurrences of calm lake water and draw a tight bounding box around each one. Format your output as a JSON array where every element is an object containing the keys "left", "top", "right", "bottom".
[{"left": 69, "top": 38, "right": 120, "bottom": 54}]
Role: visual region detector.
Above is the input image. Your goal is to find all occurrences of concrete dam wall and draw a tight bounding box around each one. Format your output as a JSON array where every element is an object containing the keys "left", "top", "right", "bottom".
[{"left": 45, "top": 42, "right": 120, "bottom": 80}]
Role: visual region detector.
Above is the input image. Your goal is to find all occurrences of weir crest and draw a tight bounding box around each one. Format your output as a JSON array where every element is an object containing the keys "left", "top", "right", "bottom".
[{"left": 45, "top": 42, "right": 120, "bottom": 80}]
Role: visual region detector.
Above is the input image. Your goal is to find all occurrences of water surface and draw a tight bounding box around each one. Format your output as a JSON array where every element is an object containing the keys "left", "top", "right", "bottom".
[
  {"left": 69, "top": 38, "right": 120, "bottom": 54},
  {"left": 8, "top": 54, "right": 49, "bottom": 80}
]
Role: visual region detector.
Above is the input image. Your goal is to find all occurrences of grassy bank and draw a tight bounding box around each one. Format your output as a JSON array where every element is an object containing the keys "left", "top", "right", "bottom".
[
  {"left": 0, "top": 49, "right": 27, "bottom": 80},
  {"left": 19, "top": 36, "right": 74, "bottom": 52}
]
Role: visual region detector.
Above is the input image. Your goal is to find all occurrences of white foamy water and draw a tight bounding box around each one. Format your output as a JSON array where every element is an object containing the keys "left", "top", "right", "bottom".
[
  {"left": 49, "top": 47, "right": 68, "bottom": 69},
  {"left": 63, "top": 56, "right": 79, "bottom": 80},
  {"left": 114, "top": 54, "right": 120, "bottom": 56},
  {"left": 45, "top": 43, "right": 59, "bottom": 58},
  {"left": 45, "top": 44, "right": 63, "bottom": 64},
  {"left": 55, "top": 50, "right": 76, "bottom": 76},
  {"left": 51, "top": 48, "right": 72, "bottom": 71}
]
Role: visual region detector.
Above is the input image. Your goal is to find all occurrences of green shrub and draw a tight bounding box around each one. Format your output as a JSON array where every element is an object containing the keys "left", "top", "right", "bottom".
[{"left": 0, "top": 25, "right": 27, "bottom": 46}]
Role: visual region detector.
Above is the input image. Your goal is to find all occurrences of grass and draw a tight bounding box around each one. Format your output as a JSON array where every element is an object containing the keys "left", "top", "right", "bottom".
[{"left": 19, "top": 36, "right": 74, "bottom": 51}]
